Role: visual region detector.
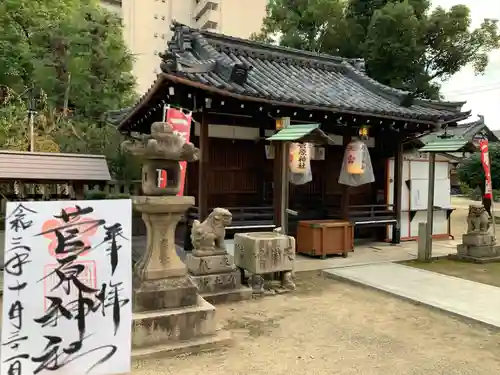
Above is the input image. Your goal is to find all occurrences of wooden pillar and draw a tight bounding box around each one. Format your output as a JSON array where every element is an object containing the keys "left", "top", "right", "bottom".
[
  {"left": 391, "top": 139, "right": 404, "bottom": 244},
  {"left": 273, "top": 142, "right": 283, "bottom": 226},
  {"left": 320, "top": 146, "right": 328, "bottom": 211},
  {"left": 198, "top": 112, "right": 209, "bottom": 221},
  {"left": 424, "top": 152, "right": 436, "bottom": 259},
  {"left": 340, "top": 135, "right": 351, "bottom": 220},
  {"left": 258, "top": 126, "right": 266, "bottom": 203}
]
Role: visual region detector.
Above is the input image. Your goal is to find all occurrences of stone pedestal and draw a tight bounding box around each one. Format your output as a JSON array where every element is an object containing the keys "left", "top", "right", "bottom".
[
  {"left": 234, "top": 232, "right": 296, "bottom": 294},
  {"left": 131, "top": 196, "right": 231, "bottom": 358},
  {"left": 134, "top": 196, "right": 191, "bottom": 279},
  {"left": 186, "top": 252, "right": 252, "bottom": 304},
  {"left": 452, "top": 232, "right": 500, "bottom": 263}
]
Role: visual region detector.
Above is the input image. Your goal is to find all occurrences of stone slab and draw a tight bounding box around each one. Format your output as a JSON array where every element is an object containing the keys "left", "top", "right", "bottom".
[
  {"left": 133, "top": 276, "right": 198, "bottom": 312},
  {"left": 132, "top": 296, "right": 217, "bottom": 348},
  {"left": 190, "top": 270, "right": 242, "bottom": 294},
  {"left": 462, "top": 233, "right": 496, "bottom": 247},
  {"left": 132, "top": 330, "right": 232, "bottom": 360},
  {"left": 186, "top": 253, "right": 235, "bottom": 275},
  {"left": 201, "top": 286, "right": 253, "bottom": 305},
  {"left": 457, "top": 244, "right": 500, "bottom": 258},
  {"left": 234, "top": 232, "right": 295, "bottom": 274},
  {"left": 323, "top": 263, "right": 500, "bottom": 329},
  {"left": 448, "top": 253, "right": 500, "bottom": 264}
]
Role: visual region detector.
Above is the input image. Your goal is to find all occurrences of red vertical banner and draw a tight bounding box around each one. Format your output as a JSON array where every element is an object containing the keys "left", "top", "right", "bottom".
[
  {"left": 165, "top": 107, "right": 193, "bottom": 196},
  {"left": 480, "top": 139, "right": 492, "bottom": 199}
]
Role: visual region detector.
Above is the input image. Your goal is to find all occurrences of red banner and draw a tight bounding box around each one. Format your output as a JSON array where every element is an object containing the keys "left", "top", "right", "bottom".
[
  {"left": 165, "top": 107, "right": 193, "bottom": 196},
  {"left": 480, "top": 139, "right": 492, "bottom": 199}
]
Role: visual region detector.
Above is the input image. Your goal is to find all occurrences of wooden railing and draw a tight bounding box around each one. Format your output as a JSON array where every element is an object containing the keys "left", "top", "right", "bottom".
[{"left": 84, "top": 180, "right": 142, "bottom": 196}]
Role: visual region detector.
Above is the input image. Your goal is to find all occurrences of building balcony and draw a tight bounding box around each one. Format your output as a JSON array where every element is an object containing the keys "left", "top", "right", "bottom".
[
  {"left": 194, "top": 0, "right": 219, "bottom": 18},
  {"left": 195, "top": 7, "right": 219, "bottom": 30},
  {"left": 194, "top": 0, "right": 219, "bottom": 28}
]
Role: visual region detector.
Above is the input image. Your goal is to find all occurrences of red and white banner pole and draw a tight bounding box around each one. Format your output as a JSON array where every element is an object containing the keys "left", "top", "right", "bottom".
[
  {"left": 164, "top": 106, "right": 193, "bottom": 196},
  {"left": 480, "top": 139, "right": 496, "bottom": 233}
]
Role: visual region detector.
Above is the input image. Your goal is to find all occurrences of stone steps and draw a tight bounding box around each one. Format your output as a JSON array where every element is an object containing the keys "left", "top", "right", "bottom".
[
  {"left": 132, "top": 329, "right": 232, "bottom": 360},
  {"left": 201, "top": 286, "right": 253, "bottom": 305},
  {"left": 132, "top": 296, "right": 217, "bottom": 348}
]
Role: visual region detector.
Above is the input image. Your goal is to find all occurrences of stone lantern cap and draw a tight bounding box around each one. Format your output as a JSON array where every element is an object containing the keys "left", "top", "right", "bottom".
[
  {"left": 121, "top": 121, "right": 200, "bottom": 162},
  {"left": 121, "top": 121, "right": 200, "bottom": 196}
]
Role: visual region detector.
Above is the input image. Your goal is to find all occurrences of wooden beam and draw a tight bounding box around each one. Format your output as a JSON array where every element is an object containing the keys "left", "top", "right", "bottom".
[
  {"left": 391, "top": 139, "right": 404, "bottom": 244},
  {"left": 424, "top": 152, "right": 436, "bottom": 260},
  {"left": 340, "top": 135, "right": 351, "bottom": 220},
  {"left": 198, "top": 112, "right": 209, "bottom": 220},
  {"left": 273, "top": 142, "right": 283, "bottom": 227}
]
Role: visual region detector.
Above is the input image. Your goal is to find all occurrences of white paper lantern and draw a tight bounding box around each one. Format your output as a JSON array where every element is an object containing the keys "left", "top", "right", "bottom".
[
  {"left": 345, "top": 140, "right": 365, "bottom": 174},
  {"left": 289, "top": 143, "right": 311, "bottom": 174}
]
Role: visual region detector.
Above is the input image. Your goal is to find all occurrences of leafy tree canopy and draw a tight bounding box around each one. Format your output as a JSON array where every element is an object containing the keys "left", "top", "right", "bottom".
[
  {"left": 253, "top": 0, "right": 500, "bottom": 99},
  {"left": 457, "top": 144, "right": 500, "bottom": 191},
  {"left": 0, "top": 0, "right": 140, "bottom": 180}
]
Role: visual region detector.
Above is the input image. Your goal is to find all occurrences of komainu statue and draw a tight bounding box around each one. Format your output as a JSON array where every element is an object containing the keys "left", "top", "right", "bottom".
[
  {"left": 191, "top": 208, "right": 232, "bottom": 255},
  {"left": 467, "top": 204, "right": 490, "bottom": 233}
]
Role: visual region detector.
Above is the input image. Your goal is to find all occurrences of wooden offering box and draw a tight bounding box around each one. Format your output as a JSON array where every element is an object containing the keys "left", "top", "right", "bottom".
[{"left": 297, "top": 220, "right": 354, "bottom": 258}]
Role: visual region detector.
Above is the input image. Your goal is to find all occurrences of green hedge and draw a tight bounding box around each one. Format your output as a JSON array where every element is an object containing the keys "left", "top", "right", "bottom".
[{"left": 84, "top": 190, "right": 131, "bottom": 200}]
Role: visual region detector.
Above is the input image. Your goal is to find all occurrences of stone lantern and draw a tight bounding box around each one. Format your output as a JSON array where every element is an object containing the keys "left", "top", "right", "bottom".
[{"left": 122, "top": 121, "right": 230, "bottom": 357}]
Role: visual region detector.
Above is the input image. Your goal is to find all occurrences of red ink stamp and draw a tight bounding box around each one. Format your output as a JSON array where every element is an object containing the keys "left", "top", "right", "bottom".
[{"left": 43, "top": 260, "right": 97, "bottom": 311}]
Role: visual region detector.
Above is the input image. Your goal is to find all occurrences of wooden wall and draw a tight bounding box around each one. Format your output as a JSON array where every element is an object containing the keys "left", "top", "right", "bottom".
[
  {"left": 187, "top": 136, "right": 265, "bottom": 208},
  {"left": 187, "top": 135, "right": 382, "bottom": 210}
]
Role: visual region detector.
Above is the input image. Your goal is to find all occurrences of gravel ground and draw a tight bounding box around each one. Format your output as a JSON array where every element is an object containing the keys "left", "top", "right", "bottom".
[{"left": 134, "top": 272, "right": 500, "bottom": 375}]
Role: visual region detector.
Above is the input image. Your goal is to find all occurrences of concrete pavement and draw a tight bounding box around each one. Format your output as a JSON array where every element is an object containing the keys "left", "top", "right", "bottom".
[{"left": 323, "top": 262, "right": 500, "bottom": 329}]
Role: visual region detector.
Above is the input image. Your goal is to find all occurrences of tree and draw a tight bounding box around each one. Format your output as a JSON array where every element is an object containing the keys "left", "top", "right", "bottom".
[
  {"left": 457, "top": 145, "right": 500, "bottom": 191},
  {"left": 253, "top": 0, "right": 500, "bottom": 99},
  {"left": 0, "top": 0, "right": 136, "bottom": 118},
  {"left": 0, "top": 0, "right": 140, "bottom": 180}
]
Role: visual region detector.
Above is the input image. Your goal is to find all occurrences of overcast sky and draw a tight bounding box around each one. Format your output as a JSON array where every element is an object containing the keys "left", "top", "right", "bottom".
[{"left": 434, "top": 0, "right": 500, "bottom": 128}]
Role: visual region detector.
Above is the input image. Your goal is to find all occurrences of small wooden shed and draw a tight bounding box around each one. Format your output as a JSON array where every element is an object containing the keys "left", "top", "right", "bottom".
[{"left": 0, "top": 150, "right": 111, "bottom": 199}]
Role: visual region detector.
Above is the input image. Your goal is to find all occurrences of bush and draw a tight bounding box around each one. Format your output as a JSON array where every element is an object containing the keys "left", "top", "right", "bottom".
[
  {"left": 459, "top": 182, "right": 473, "bottom": 196},
  {"left": 107, "top": 193, "right": 131, "bottom": 199},
  {"left": 84, "top": 190, "right": 131, "bottom": 200},
  {"left": 493, "top": 190, "right": 500, "bottom": 202},
  {"left": 457, "top": 144, "right": 500, "bottom": 190},
  {"left": 84, "top": 190, "right": 108, "bottom": 200}
]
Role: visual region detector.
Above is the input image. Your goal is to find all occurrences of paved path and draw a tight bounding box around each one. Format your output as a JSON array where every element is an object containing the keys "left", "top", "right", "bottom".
[
  {"left": 131, "top": 236, "right": 459, "bottom": 272},
  {"left": 323, "top": 263, "right": 500, "bottom": 329}
]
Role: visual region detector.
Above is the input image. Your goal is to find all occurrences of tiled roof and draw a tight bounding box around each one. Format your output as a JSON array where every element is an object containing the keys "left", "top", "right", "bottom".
[
  {"left": 116, "top": 22, "right": 471, "bottom": 130},
  {"left": 419, "top": 137, "right": 477, "bottom": 153},
  {"left": 417, "top": 115, "right": 498, "bottom": 145},
  {"left": 266, "top": 123, "right": 335, "bottom": 144}
]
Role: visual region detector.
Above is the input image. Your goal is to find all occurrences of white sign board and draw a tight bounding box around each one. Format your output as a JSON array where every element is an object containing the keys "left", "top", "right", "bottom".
[{"left": 1, "top": 199, "right": 132, "bottom": 375}]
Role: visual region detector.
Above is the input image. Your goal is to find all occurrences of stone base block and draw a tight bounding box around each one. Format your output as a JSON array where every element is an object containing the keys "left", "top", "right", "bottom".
[
  {"left": 132, "top": 296, "right": 217, "bottom": 349},
  {"left": 201, "top": 286, "right": 253, "bottom": 305},
  {"left": 448, "top": 253, "right": 500, "bottom": 264},
  {"left": 462, "top": 233, "right": 496, "bottom": 247},
  {"left": 186, "top": 253, "right": 235, "bottom": 275},
  {"left": 192, "top": 248, "right": 227, "bottom": 257},
  {"left": 133, "top": 276, "right": 198, "bottom": 312},
  {"left": 190, "top": 270, "right": 242, "bottom": 294},
  {"left": 132, "top": 330, "right": 232, "bottom": 360},
  {"left": 457, "top": 244, "right": 500, "bottom": 258}
]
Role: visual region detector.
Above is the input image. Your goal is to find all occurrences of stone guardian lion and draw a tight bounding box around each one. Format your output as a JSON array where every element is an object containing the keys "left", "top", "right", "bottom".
[
  {"left": 467, "top": 204, "right": 490, "bottom": 233},
  {"left": 191, "top": 207, "right": 232, "bottom": 255}
]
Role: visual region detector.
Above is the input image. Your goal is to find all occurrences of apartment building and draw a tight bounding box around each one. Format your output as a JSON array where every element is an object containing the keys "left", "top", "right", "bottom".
[{"left": 101, "top": 0, "right": 268, "bottom": 93}]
